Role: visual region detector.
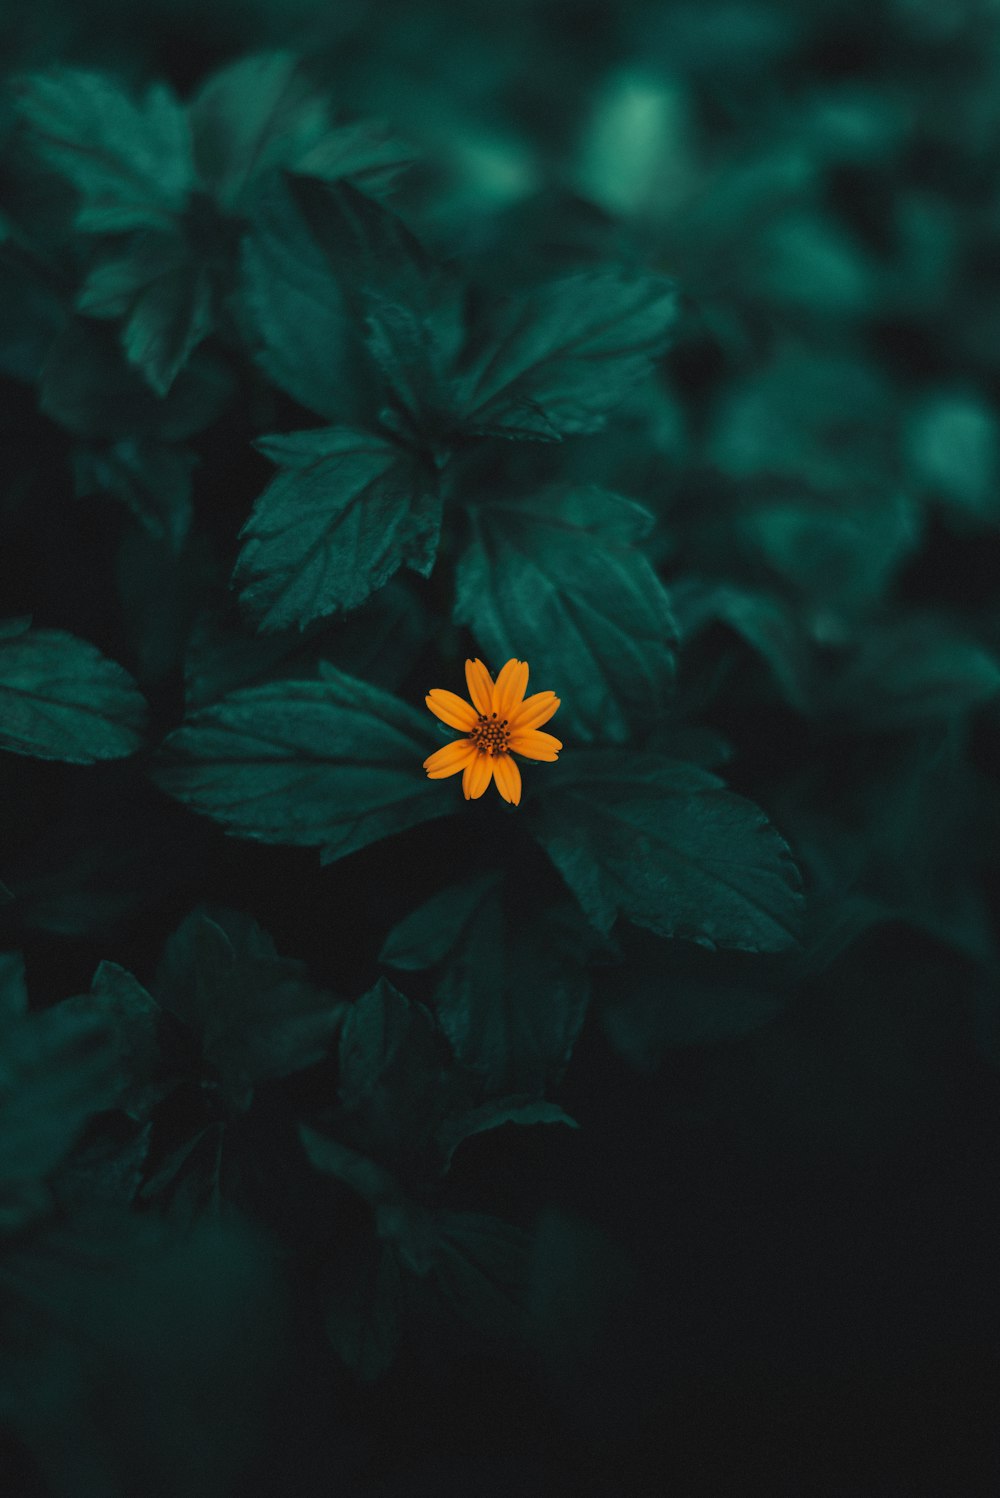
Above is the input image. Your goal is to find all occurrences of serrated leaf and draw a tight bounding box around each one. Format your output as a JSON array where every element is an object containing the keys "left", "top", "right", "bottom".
[
  {"left": 381, "top": 877, "right": 589, "bottom": 1093},
  {"left": 153, "top": 666, "right": 447, "bottom": 862},
  {"left": 153, "top": 908, "right": 343, "bottom": 1110},
  {"left": 189, "top": 51, "right": 411, "bottom": 216},
  {"left": 530, "top": 752, "right": 804, "bottom": 951},
  {"left": 435, "top": 1097, "right": 577, "bottom": 1172},
  {"left": 240, "top": 173, "right": 461, "bottom": 427},
  {"left": 78, "top": 229, "right": 214, "bottom": 395},
  {"left": 234, "top": 426, "right": 441, "bottom": 630},
  {"left": 455, "top": 486, "right": 676, "bottom": 741},
  {"left": 0, "top": 623, "right": 147, "bottom": 763},
  {"left": 454, "top": 270, "right": 677, "bottom": 438},
  {"left": 15, "top": 67, "right": 193, "bottom": 233}
]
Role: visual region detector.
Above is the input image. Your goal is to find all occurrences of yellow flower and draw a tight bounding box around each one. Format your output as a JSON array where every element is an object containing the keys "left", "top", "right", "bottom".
[{"left": 423, "top": 658, "right": 562, "bottom": 806}]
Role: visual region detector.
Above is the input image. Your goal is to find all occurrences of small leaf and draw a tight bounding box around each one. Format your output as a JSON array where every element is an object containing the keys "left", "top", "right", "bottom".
[
  {"left": 15, "top": 67, "right": 193, "bottom": 233},
  {"left": 72, "top": 438, "right": 196, "bottom": 547},
  {"left": 454, "top": 270, "right": 677, "bottom": 439},
  {"left": 0, "top": 623, "right": 146, "bottom": 763},
  {"left": 78, "top": 230, "right": 214, "bottom": 395},
  {"left": 73, "top": 962, "right": 166, "bottom": 1121},
  {"left": 41, "top": 319, "right": 232, "bottom": 442},
  {"left": 0, "top": 999, "right": 119, "bottom": 1232},
  {"left": 430, "top": 1209, "right": 532, "bottom": 1341},
  {"left": 455, "top": 486, "right": 676, "bottom": 741},
  {"left": 337, "top": 978, "right": 456, "bottom": 1169},
  {"left": 189, "top": 51, "right": 411, "bottom": 215},
  {"left": 531, "top": 752, "right": 804, "bottom": 952},
  {"left": 153, "top": 666, "right": 447, "bottom": 862},
  {"left": 234, "top": 427, "right": 441, "bottom": 631}
]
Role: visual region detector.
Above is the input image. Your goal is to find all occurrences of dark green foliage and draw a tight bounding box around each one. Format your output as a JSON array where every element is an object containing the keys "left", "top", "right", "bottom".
[
  {"left": 153, "top": 664, "right": 447, "bottom": 860},
  {"left": 0, "top": 618, "right": 146, "bottom": 762},
  {"left": 235, "top": 427, "right": 440, "bottom": 628},
  {"left": 531, "top": 753, "right": 803, "bottom": 951},
  {"left": 3, "top": 6, "right": 1000, "bottom": 1495},
  {"left": 454, "top": 485, "right": 676, "bottom": 741}
]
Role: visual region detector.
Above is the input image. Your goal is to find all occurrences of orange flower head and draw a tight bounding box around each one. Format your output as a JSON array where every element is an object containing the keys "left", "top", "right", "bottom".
[{"left": 423, "top": 658, "right": 561, "bottom": 806}]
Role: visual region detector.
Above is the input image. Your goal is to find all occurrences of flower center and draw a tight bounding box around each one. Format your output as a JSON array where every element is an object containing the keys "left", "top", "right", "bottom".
[{"left": 468, "top": 712, "right": 510, "bottom": 757}]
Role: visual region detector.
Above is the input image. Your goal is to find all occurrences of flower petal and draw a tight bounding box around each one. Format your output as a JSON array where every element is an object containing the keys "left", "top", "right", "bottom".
[
  {"left": 424, "top": 739, "right": 476, "bottom": 778},
  {"left": 426, "top": 689, "right": 478, "bottom": 731},
  {"left": 463, "top": 750, "right": 493, "bottom": 799},
  {"left": 491, "top": 754, "right": 522, "bottom": 805},
  {"left": 493, "top": 658, "right": 529, "bottom": 719},
  {"left": 465, "top": 658, "right": 494, "bottom": 716},
  {"left": 508, "top": 690, "right": 560, "bottom": 732},
  {"left": 508, "top": 728, "right": 562, "bottom": 762}
]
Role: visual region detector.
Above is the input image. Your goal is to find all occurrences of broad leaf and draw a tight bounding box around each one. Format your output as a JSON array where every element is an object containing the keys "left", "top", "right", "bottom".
[
  {"left": 234, "top": 426, "right": 440, "bottom": 630},
  {"left": 0, "top": 619, "right": 146, "bottom": 763},
  {"left": 530, "top": 752, "right": 804, "bottom": 951},
  {"left": 455, "top": 486, "right": 676, "bottom": 741},
  {"left": 153, "top": 664, "right": 446, "bottom": 862},
  {"left": 14, "top": 67, "right": 193, "bottom": 233},
  {"left": 240, "top": 173, "right": 462, "bottom": 427},
  {"left": 381, "top": 875, "right": 590, "bottom": 1093},
  {"left": 454, "top": 270, "right": 677, "bottom": 439}
]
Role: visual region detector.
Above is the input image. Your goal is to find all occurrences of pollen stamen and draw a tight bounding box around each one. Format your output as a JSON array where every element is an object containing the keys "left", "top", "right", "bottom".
[{"left": 469, "top": 712, "right": 510, "bottom": 758}]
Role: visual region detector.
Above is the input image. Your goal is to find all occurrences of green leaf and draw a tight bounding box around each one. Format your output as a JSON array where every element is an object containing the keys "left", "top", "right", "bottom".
[
  {"left": 234, "top": 427, "right": 441, "bottom": 630},
  {"left": 455, "top": 486, "right": 676, "bottom": 741},
  {"left": 320, "top": 1231, "right": 403, "bottom": 1383},
  {"left": 429, "top": 1209, "right": 532, "bottom": 1341},
  {"left": 454, "top": 270, "right": 677, "bottom": 439},
  {"left": 598, "top": 932, "right": 792, "bottom": 1066},
  {"left": 189, "top": 51, "right": 411, "bottom": 216},
  {"left": 68, "top": 962, "right": 166, "bottom": 1121},
  {"left": 435, "top": 1097, "right": 577, "bottom": 1172},
  {"left": 72, "top": 438, "right": 196, "bottom": 547},
  {"left": 14, "top": 67, "right": 193, "bottom": 233},
  {"left": 337, "top": 978, "right": 457, "bottom": 1169},
  {"left": 0, "top": 950, "right": 28, "bottom": 1021},
  {"left": 381, "top": 876, "right": 590, "bottom": 1093},
  {"left": 819, "top": 616, "right": 1000, "bottom": 730},
  {"left": 0, "top": 621, "right": 147, "bottom": 763},
  {"left": 41, "top": 319, "right": 232, "bottom": 442},
  {"left": 240, "top": 173, "right": 461, "bottom": 427},
  {"left": 153, "top": 908, "right": 343, "bottom": 1110},
  {"left": 530, "top": 752, "right": 804, "bottom": 951},
  {"left": 153, "top": 665, "right": 447, "bottom": 862},
  {"left": 0, "top": 998, "right": 119, "bottom": 1233},
  {"left": 672, "top": 578, "right": 812, "bottom": 711},
  {"left": 78, "top": 229, "right": 215, "bottom": 395}
]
